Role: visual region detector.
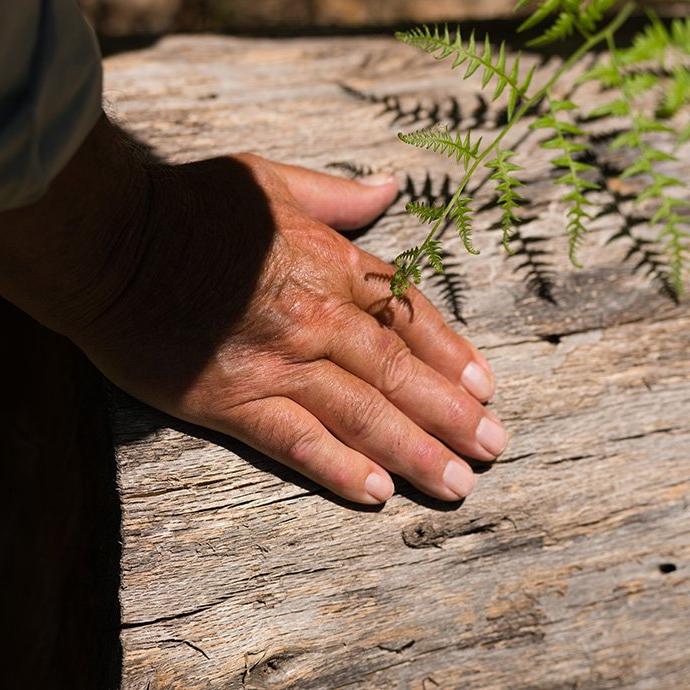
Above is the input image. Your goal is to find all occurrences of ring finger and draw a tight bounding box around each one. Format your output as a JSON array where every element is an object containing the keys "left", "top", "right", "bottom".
[{"left": 291, "top": 360, "right": 477, "bottom": 501}]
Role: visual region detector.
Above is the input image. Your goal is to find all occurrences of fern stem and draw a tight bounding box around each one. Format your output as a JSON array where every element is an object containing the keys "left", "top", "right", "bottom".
[{"left": 395, "top": 1, "right": 636, "bottom": 290}]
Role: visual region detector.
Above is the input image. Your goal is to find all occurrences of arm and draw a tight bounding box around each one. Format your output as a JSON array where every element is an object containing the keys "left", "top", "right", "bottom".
[{"left": 1, "top": 112, "right": 508, "bottom": 505}]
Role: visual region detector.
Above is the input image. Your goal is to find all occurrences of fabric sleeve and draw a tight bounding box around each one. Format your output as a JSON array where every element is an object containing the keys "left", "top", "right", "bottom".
[{"left": 0, "top": 0, "right": 103, "bottom": 211}]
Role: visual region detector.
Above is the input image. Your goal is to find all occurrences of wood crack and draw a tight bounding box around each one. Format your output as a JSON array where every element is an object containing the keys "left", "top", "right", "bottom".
[{"left": 159, "top": 638, "right": 211, "bottom": 660}]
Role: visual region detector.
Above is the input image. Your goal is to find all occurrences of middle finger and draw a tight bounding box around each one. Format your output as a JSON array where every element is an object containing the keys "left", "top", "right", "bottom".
[{"left": 324, "top": 304, "right": 508, "bottom": 461}]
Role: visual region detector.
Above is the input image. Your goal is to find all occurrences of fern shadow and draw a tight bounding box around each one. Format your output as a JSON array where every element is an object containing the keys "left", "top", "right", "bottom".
[
  {"left": 578, "top": 144, "right": 680, "bottom": 302},
  {"left": 421, "top": 250, "right": 468, "bottom": 324},
  {"left": 338, "top": 82, "right": 467, "bottom": 130},
  {"left": 475, "top": 190, "right": 558, "bottom": 303},
  {"left": 363, "top": 271, "right": 415, "bottom": 324}
]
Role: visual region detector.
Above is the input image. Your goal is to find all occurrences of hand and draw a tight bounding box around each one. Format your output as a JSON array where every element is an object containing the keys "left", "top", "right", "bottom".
[{"left": 1, "top": 118, "right": 508, "bottom": 505}]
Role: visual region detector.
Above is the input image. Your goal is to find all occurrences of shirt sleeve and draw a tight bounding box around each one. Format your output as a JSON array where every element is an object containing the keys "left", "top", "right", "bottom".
[{"left": 0, "top": 0, "right": 103, "bottom": 211}]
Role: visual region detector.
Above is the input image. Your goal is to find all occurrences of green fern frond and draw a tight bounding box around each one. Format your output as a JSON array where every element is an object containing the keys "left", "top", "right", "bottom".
[
  {"left": 656, "top": 208, "right": 690, "bottom": 296},
  {"left": 393, "top": 246, "right": 419, "bottom": 269},
  {"left": 425, "top": 239, "right": 445, "bottom": 273},
  {"left": 579, "top": 0, "right": 617, "bottom": 33},
  {"left": 390, "top": 237, "right": 447, "bottom": 297},
  {"left": 391, "top": 246, "right": 423, "bottom": 297},
  {"left": 390, "top": 3, "right": 688, "bottom": 299},
  {"left": 579, "top": 60, "right": 621, "bottom": 88},
  {"left": 515, "top": 0, "right": 562, "bottom": 33},
  {"left": 658, "top": 66, "right": 690, "bottom": 118},
  {"left": 531, "top": 96, "right": 599, "bottom": 265},
  {"left": 398, "top": 126, "right": 483, "bottom": 169},
  {"left": 618, "top": 13, "right": 690, "bottom": 66},
  {"left": 528, "top": 11, "right": 576, "bottom": 46},
  {"left": 670, "top": 16, "right": 690, "bottom": 54},
  {"left": 486, "top": 149, "right": 525, "bottom": 252},
  {"left": 449, "top": 196, "right": 479, "bottom": 255},
  {"left": 394, "top": 25, "right": 535, "bottom": 118},
  {"left": 516, "top": 0, "right": 615, "bottom": 45},
  {"left": 405, "top": 201, "right": 446, "bottom": 224},
  {"left": 589, "top": 27, "right": 690, "bottom": 295}
]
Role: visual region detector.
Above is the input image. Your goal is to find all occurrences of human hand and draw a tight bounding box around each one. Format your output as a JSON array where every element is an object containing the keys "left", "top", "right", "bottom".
[{"left": 1, "top": 118, "right": 508, "bottom": 505}]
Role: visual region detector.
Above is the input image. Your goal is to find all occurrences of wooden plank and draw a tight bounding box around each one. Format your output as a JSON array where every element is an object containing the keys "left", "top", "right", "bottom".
[{"left": 104, "top": 35, "right": 690, "bottom": 689}]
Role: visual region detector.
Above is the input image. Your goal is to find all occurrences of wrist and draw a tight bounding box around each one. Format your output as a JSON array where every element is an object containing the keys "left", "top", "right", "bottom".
[{"left": 0, "top": 114, "right": 153, "bottom": 338}]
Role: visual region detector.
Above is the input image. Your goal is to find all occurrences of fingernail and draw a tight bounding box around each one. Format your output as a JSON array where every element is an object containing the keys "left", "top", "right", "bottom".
[
  {"left": 442, "top": 460, "right": 475, "bottom": 498},
  {"left": 365, "top": 472, "right": 394, "bottom": 502},
  {"left": 476, "top": 416, "right": 508, "bottom": 457},
  {"left": 474, "top": 349, "right": 493, "bottom": 376},
  {"left": 359, "top": 173, "right": 396, "bottom": 187},
  {"left": 461, "top": 361, "right": 494, "bottom": 401}
]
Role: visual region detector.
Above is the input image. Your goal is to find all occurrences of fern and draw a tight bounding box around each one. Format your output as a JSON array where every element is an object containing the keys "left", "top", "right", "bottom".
[
  {"left": 531, "top": 97, "right": 599, "bottom": 264},
  {"left": 405, "top": 200, "right": 446, "bottom": 224},
  {"left": 394, "top": 25, "right": 536, "bottom": 119},
  {"left": 486, "top": 149, "right": 526, "bottom": 252},
  {"left": 449, "top": 196, "right": 479, "bottom": 255},
  {"left": 657, "top": 66, "right": 690, "bottom": 118},
  {"left": 582, "top": 21, "right": 690, "bottom": 295},
  {"left": 391, "top": 237, "right": 448, "bottom": 297},
  {"left": 391, "top": 1, "right": 689, "bottom": 298},
  {"left": 516, "top": 0, "right": 617, "bottom": 45},
  {"left": 426, "top": 239, "right": 445, "bottom": 273},
  {"left": 617, "top": 14, "right": 690, "bottom": 65},
  {"left": 398, "top": 126, "right": 482, "bottom": 168},
  {"left": 391, "top": 246, "right": 423, "bottom": 297}
]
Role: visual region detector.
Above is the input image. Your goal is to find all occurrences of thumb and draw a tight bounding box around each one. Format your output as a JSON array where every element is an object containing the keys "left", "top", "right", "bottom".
[{"left": 266, "top": 160, "right": 399, "bottom": 230}]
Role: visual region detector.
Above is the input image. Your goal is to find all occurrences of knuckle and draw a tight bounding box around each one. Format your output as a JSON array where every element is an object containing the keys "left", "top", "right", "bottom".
[
  {"left": 327, "top": 459, "right": 353, "bottom": 494},
  {"left": 343, "top": 240, "right": 364, "bottom": 272},
  {"left": 377, "top": 334, "right": 415, "bottom": 397},
  {"left": 343, "top": 392, "right": 387, "bottom": 440},
  {"left": 410, "top": 438, "right": 445, "bottom": 476},
  {"left": 322, "top": 302, "right": 361, "bottom": 355},
  {"left": 286, "top": 425, "right": 323, "bottom": 466},
  {"left": 445, "top": 395, "right": 474, "bottom": 430}
]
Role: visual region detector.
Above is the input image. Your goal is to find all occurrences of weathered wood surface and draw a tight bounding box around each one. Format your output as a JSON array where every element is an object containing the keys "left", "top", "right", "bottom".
[{"left": 106, "top": 35, "right": 690, "bottom": 689}]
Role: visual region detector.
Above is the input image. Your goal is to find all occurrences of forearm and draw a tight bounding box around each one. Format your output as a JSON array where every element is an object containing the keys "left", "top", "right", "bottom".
[{"left": 0, "top": 114, "right": 151, "bottom": 337}]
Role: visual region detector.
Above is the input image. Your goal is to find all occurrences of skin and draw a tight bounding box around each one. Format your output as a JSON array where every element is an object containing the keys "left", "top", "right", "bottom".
[{"left": 0, "top": 114, "right": 508, "bottom": 505}]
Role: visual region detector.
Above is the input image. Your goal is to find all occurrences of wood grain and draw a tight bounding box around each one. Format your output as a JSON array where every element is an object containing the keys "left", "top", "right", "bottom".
[{"left": 104, "top": 35, "right": 690, "bottom": 689}]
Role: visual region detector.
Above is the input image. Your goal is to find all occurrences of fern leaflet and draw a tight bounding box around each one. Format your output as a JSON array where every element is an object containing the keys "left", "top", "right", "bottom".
[
  {"left": 531, "top": 97, "right": 599, "bottom": 265},
  {"left": 516, "top": 0, "right": 616, "bottom": 44},
  {"left": 405, "top": 201, "right": 446, "bottom": 224},
  {"left": 449, "top": 196, "right": 479, "bottom": 255},
  {"left": 398, "top": 126, "right": 483, "bottom": 168},
  {"left": 486, "top": 149, "right": 526, "bottom": 252}
]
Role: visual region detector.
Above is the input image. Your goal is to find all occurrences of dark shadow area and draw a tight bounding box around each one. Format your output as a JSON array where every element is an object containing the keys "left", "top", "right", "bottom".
[
  {"left": 0, "top": 300, "right": 122, "bottom": 690},
  {"left": 338, "top": 83, "right": 471, "bottom": 131},
  {"left": 94, "top": 144, "right": 277, "bottom": 404},
  {"left": 98, "top": 33, "right": 161, "bottom": 58}
]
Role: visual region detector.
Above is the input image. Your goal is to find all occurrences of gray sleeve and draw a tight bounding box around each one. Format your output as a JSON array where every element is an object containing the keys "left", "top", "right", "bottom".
[{"left": 0, "top": 0, "right": 103, "bottom": 211}]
